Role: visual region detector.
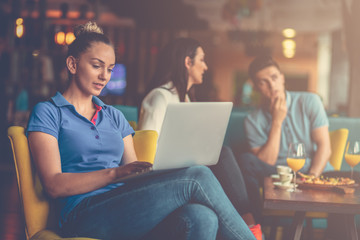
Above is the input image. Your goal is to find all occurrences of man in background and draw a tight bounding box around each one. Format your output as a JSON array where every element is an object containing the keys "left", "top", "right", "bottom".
[{"left": 238, "top": 55, "right": 334, "bottom": 223}]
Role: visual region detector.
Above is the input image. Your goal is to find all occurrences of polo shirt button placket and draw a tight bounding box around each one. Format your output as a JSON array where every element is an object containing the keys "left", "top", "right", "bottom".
[{"left": 284, "top": 122, "right": 292, "bottom": 147}]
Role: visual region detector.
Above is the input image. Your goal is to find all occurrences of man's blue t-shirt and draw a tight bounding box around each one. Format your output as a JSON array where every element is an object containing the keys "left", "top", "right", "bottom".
[
  {"left": 244, "top": 91, "right": 334, "bottom": 172},
  {"left": 26, "top": 92, "right": 134, "bottom": 225}
]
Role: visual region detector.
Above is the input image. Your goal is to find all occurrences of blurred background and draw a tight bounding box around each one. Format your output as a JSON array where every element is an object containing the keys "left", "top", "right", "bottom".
[
  {"left": 0, "top": 0, "right": 360, "bottom": 239},
  {"left": 0, "top": 0, "right": 359, "bottom": 161}
]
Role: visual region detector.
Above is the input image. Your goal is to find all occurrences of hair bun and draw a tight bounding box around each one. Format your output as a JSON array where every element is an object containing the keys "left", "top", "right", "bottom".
[{"left": 74, "top": 21, "right": 103, "bottom": 38}]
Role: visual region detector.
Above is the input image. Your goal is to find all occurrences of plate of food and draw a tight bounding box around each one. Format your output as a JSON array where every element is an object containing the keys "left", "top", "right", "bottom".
[{"left": 297, "top": 172, "right": 358, "bottom": 193}]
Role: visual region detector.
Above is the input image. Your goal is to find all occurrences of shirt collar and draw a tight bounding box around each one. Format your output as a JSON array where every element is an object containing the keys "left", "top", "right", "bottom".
[
  {"left": 92, "top": 95, "right": 106, "bottom": 107},
  {"left": 285, "top": 91, "right": 291, "bottom": 109},
  {"left": 51, "top": 91, "right": 106, "bottom": 108},
  {"left": 162, "top": 81, "right": 176, "bottom": 92},
  {"left": 162, "top": 81, "right": 190, "bottom": 101}
]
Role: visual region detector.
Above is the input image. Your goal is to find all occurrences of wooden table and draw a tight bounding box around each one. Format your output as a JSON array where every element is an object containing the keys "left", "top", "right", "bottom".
[{"left": 263, "top": 177, "right": 360, "bottom": 240}]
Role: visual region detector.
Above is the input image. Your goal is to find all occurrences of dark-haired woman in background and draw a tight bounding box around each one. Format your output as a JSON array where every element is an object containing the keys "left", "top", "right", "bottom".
[
  {"left": 26, "top": 22, "right": 255, "bottom": 240},
  {"left": 138, "top": 37, "right": 263, "bottom": 240}
]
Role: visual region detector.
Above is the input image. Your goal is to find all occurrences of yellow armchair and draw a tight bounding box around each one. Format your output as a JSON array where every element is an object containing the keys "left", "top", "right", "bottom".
[{"left": 8, "top": 126, "right": 158, "bottom": 240}]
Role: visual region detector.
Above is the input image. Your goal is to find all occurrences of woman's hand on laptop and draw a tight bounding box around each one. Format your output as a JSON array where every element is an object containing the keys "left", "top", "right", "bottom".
[{"left": 112, "top": 161, "right": 153, "bottom": 183}]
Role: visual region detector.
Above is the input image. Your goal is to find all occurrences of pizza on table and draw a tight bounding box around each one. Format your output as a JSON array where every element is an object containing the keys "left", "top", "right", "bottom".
[{"left": 298, "top": 172, "right": 356, "bottom": 186}]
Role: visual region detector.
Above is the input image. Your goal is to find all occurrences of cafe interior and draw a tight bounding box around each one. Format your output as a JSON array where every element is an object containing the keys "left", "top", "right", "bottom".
[{"left": 0, "top": 0, "right": 360, "bottom": 239}]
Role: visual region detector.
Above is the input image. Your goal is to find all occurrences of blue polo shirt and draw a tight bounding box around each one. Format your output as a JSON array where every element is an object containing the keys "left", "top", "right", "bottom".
[
  {"left": 26, "top": 92, "right": 134, "bottom": 225},
  {"left": 244, "top": 91, "right": 334, "bottom": 172}
]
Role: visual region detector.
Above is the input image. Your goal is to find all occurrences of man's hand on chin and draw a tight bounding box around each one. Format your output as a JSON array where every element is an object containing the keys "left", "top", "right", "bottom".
[{"left": 270, "top": 95, "right": 287, "bottom": 125}]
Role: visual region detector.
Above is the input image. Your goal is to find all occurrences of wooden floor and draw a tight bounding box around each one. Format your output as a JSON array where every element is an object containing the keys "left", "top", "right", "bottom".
[{"left": 0, "top": 164, "right": 25, "bottom": 240}]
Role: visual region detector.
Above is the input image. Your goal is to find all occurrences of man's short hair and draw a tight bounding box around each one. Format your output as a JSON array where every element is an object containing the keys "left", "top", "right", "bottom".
[{"left": 248, "top": 56, "right": 281, "bottom": 82}]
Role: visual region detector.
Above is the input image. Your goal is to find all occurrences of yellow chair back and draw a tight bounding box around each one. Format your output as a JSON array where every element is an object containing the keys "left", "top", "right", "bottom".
[
  {"left": 8, "top": 126, "right": 51, "bottom": 239},
  {"left": 329, "top": 128, "right": 349, "bottom": 171}
]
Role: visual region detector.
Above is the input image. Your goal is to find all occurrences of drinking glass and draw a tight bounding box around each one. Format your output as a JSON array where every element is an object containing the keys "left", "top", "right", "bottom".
[
  {"left": 344, "top": 140, "right": 360, "bottom": 180},
  {"left": 287, "top": 142, "right": 306, "bottom": 192}
]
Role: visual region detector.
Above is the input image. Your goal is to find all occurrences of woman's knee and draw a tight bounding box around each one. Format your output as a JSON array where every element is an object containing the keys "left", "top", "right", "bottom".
[{"left": 185, "top": 165, "right": 215, "bottom": 180}]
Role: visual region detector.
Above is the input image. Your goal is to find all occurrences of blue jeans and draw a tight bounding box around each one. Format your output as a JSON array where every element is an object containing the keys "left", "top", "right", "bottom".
[
  {"left": 143, "top": 203, "right": 219, "bottom": 240},
  {"left": 60, "top": 166, "right": 255, "bottom": 240}
]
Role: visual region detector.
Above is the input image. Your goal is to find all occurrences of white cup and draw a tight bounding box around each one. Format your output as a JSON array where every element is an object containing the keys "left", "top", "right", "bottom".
[
  {"left": 279, "top": 172, "right": 293, "bottom": 185},
  {"left": 276, "top": 165, "right": 292, "bottom": 175}
]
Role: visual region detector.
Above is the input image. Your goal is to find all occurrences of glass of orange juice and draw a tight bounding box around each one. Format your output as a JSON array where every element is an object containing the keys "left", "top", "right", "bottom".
[
  {"left": 287, "top": 143, "right": 306, "bottom": 192},
  {"left": 345, "top": 140, "right": 360, "bottom": 180}
]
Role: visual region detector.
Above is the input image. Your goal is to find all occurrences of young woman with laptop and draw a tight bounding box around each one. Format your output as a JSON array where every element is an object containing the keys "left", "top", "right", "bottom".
[
  {"left": 26, "top": 22, "right": 255, "bottom": 239},
  {"left": 138, "top": 37, "right": 263, "bottom": 240}
]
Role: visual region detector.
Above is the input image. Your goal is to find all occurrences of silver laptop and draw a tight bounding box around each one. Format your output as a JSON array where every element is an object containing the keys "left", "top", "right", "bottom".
[{"left": 120, "top": 102, "right": 233, "bottom": 181}]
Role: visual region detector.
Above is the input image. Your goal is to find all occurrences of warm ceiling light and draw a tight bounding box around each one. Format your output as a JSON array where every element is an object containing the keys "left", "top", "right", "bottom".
[
  {"left": 15, "top": 25, "right": 24, "bottom": 38},
  {"left": 65, "top": 32, "right": 75, "bottom": 45},
  {"left": 282, "top": 39, "right": 296, "bottom": 49},
  {"left": 15, "top": 18, "right": 24, "bottom": 38},
  {"left": 16, "top": 18, "right": 23, "bottom": 25},
  {"left": 283, "top": 48, "right": 295, "bottom": 58},
  {"left": 282, "top": 28, "right": 296, "bottom": 38},
  {"left": 32, "top": 50, "right": 40, "bottom": 57},
  {"left": 55, "top": 31, "right": 65, "bottom": 45}
]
